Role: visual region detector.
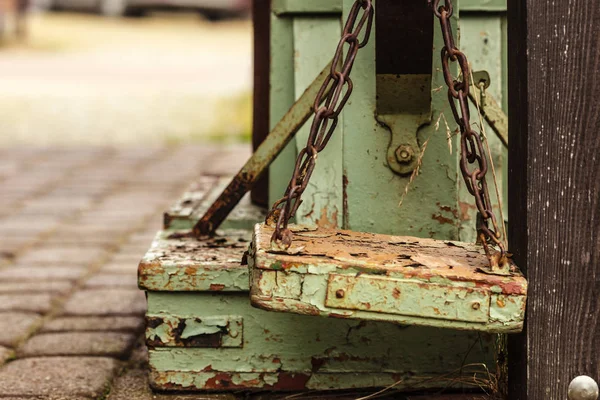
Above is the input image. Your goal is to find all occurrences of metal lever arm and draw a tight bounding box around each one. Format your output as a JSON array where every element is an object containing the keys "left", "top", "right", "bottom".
[{"left": 193, "top": 61, "right": 333, "bottom": 238}]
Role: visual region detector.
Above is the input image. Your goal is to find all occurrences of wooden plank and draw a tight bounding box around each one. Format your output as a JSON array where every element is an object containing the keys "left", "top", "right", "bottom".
[
  {"left": 461, "top": 0, "right": 506, "bottom": 12},
  {"left": 250, "top": 224, "right": 527, "bottom": 333},
  {"left": 293, "top": 16, "right": 343, "bottom": 229},
  {"left": 507, "top": 0, "right": 600, "bottom": 398},
  {"left": 272, "top": 0, "right": 342, "bottom": 15},
  {"left": 268, "top": 12, "right": 296, "bottom": 206}
]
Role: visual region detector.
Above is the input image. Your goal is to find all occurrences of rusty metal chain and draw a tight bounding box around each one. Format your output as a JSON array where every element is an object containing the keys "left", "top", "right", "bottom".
[
  {"left": 430, "top": 0, "right": 508, "bottom": 269},
  {"left": 265, "top": 0, "right": 374, "bottom": 249}
]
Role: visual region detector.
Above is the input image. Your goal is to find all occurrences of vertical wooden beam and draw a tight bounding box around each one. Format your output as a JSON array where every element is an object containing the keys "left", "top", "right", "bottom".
[
  {"left": 251, "top": 0, "right": 271, "bottom": 207},
  {"left": 507, "top": 0, "right": 600, "bottom": 398}
]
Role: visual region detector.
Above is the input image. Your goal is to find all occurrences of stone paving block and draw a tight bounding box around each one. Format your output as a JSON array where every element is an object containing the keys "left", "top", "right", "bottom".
[
  {"left": 0, "top": 346, "right": 14, "bottom": 366},
  {"left": 20, "top": 332, "right": 137, "bottom": 359},
  {"left": 63, "top": 289, "right": 146, "bottom": 316},
  {"left": 16, "top": 246, "right": 107, "bottom": 266},
  {"left": 84, "top": 273, "right": 138, "bottom": 288},
  {"left": 0, "top": 267, "right": 87, "bottom": 281},
  {"left": 108, "top": 253, "right": 145, "bottom": 264},
  {"left": 99, "top": 262, "right": 139, "bottom": 274},
  {"left": 0, "top": 216, "right": 60, "bottom": 234},
  {"left": 44, "top": 229, "right": 124, "bottom": 246},
  {"left": 0, "top": 357, "right": 117, "bottom": 398},
  {"left": 0, "top": 312, "right": 42, "bottom": 347},
  {"left": 0, "top": 294, "right": 55, "bottom": 313},
  {"left": 0, "top": 281, "right": 73, "bottom": 294},
  {"left": 42, "top": 316, "right": 144, "bottom": 333}
]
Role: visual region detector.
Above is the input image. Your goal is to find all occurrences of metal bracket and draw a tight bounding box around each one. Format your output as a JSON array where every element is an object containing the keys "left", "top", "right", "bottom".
[{"left": 376, "top": 74, "right": 432, "bottom": 176}]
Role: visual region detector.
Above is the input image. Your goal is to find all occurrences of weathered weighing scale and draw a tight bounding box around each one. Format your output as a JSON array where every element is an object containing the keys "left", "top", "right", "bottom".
[{"left": 138, "top": 0, "right": 526, "bottom": 396}]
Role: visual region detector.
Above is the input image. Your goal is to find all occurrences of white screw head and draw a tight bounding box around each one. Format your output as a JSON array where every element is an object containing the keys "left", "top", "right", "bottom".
[{"left": 568, "top": 376, "right": 599, "bottom": 400}]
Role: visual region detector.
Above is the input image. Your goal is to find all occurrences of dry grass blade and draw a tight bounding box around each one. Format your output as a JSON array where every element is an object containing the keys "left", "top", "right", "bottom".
[
  {"left": 468, "top": 67, "right": 508, "bottom": 248},
  {"left": 398, "top": 137, "right": 430, "bottom": 208}
]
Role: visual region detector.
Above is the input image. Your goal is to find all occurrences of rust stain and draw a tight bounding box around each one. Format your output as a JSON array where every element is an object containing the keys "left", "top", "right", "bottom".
[
  {"left": 431, "top": 213, "right": 454, "bottom": 225},
  {"left": 316, "top": 206, "right": 338, "bottom": 229},
  {"left": 311, "top": 357, "right": 325, "bottom": 372},
  {"left": 436, "top": 202, "right": 460, "bottom": 218},
  {"left": 459, "top": 201, "right": 476, "bottom": 221},
  {"left": 209, "top": 284, "right": 225, "bottom": 291},
  {"left": 496, "top": 297, "right": 506, "bottom": 308}
]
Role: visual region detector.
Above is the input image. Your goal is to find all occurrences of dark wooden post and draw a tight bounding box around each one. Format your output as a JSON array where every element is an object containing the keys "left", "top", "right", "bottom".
[
  {"left": 251, "top": 0, "right": 271, "bottom": 207},
  {"left": 507, "top": 0, "right": 600, "bottom": 398}
]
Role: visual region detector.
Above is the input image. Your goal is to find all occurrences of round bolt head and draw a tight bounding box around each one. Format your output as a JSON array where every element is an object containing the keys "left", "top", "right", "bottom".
[
  {"left": 395, "top": 145, "right": 414, "bottom": 164},
  {"left": 568, "top": 376, "right": 599, "bottom": 400},
  {"left": 335, "top": 289, "right": 345, "bottom": 299}
]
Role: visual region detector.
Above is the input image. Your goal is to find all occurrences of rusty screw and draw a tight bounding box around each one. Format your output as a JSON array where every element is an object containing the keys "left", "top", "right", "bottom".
[
  {"left": 395, "top": 145, "right": 414, "bottom": 164},
  {"left": 471, "top": 302, "right": 481, "bottom": 310},
  {"left": 335, "top": 289, "right": 345, "bottom": 299}
]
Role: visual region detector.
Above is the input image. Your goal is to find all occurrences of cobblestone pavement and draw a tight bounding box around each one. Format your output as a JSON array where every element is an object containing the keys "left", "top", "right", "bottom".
[{"left": 0, "top": 144, "right": 249, "bottom": 399}]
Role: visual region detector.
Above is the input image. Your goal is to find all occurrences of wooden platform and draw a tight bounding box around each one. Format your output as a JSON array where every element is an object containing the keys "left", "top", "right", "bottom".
[{"left": 250, "top": 224, "right": 527, "bottom": 333}]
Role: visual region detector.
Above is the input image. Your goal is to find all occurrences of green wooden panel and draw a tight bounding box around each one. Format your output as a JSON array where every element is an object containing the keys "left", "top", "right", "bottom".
[
  {"left": 461, "top": 0, "right": 506, "bottom": 11},
  {"left": 272, "top": 0, "right": 342, "bottom": 15},
  {"left": 147, "top": 291, "right": 495, "bottom": 391},
  {"left": 458, "top": 15, "right": 506, "bottom": 243},
  {"left": 342, "top": 0, "right": 460, "bottom": 239},
  {"left": 293, "top": 17, "right": 343, "bottom": 228},
  {"left": 268, "top": 14, "right": 297, "bottom": 207}
]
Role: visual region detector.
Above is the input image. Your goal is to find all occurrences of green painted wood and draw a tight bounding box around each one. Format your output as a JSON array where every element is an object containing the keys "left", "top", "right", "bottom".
[
  {"left": 138, "top": 229, "right": 250, "bottom": 292},
  {"left": 250, "top": 224, "right": 527, "bottom": 333},
  {"left": 272, "top": 0, "right": 342, "bottom": 15},
  {"left": 268, "top": 13, "right": 297, "bottom": 207},
  {"left": 164, "top": 178, "right": 266, "bottom": 231},
  {"left": 461, "top": 0, "right": 506, "bottom": 11},
  {"left": 293, "top": 17, "right": 343, "bottom": 228},
  {"left": 146, "top": 291, "right": 495, "bottom": 391},
  {"left": 458, "top": 15, "right": 506, "bottom": 243},
  {"left": 342, "top": 0, "right": 460, "bottom": 240}
]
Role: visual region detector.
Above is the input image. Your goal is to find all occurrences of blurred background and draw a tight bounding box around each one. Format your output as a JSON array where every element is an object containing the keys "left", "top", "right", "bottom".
[{"left": 0, "top": 0, "right": 252, "bottom": 145}]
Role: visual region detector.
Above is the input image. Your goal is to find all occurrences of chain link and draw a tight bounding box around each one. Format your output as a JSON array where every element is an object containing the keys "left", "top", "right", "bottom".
[
  {"left": 265, "top": 0, "right": 374, "bottom": 249},
  {"left": 431, "top": 0, "right": 508, "bottom": 268}
]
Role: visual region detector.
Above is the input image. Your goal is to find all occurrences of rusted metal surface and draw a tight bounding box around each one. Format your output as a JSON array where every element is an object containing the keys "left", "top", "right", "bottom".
[
  {"left": 146, "top": 314, "right": 243, "bottom": 348},
  {"left": 164, "top": 178, "right": 266, "bottom": 231},
  {"left": 138, "top": 229, "right": 250, "bottom": 292},
  {"left": 192, "top": 61, "right": 334, "bottom": 238},
  {"left": 250, "top": 224, "right": 527, "bottom": 333}
]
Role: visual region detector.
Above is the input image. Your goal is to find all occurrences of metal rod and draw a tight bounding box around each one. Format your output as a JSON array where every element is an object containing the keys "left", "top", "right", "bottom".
[{"left": 193, "top": 61, "right": 333, "bottom": 237}]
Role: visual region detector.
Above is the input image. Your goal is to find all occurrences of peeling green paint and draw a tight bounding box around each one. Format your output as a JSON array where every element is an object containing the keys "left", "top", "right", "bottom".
[
  {"left": 147, "top": 291, "right": 495, "bottom": 391},
  {"left": 250, "top": 224, "right": 526, "bottom": 333}
]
